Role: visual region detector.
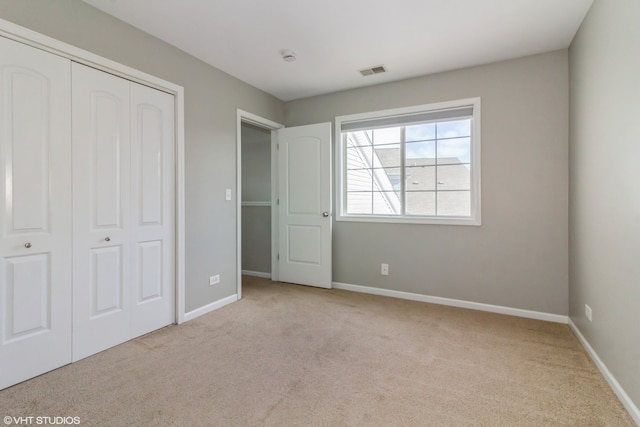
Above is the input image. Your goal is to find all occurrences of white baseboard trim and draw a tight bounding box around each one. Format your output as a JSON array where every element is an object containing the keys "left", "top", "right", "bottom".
[
  {"left": 183, "top": 294, "right": 238, "bottom": 322},
  {"left": 568, "top": 319, "right": 640, "bottom": 425},
  {"left": 242, "top": 270, "right": 272, "bottom": 279},
  {"left": 332, "top": 282, "right": 569, "bottom": 324}
]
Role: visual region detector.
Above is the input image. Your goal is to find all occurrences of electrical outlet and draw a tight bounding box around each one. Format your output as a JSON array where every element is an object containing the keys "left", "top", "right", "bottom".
[
  {"left": 225, "top": 189, "right": 232, "bottom": 201},
  {"left": 381, "top": 263, "right": 389, "bottom": 276},
  {"left": 585, "top": 304, "right": 592, "bottom": 322},
  {"left": 209, "top": 275, "right": 220, "bottom": 286}
]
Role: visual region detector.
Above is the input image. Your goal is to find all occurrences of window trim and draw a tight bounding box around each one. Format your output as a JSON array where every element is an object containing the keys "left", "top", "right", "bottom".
[{"left": 335, "top": 97, "right": 481, "bottom": 226}]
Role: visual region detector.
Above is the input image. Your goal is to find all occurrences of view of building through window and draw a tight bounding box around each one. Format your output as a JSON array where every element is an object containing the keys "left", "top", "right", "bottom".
[{"left": 344, "top": 118, "right": 472, "bottom": 217}]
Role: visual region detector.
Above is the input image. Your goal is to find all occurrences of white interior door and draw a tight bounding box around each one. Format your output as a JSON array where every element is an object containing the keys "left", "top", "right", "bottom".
[
  {"left": 129, "top": 82, "right": 175, "bottom": 338},
  {"left": 277, "top": 123, "right": 332, "bottom": 288},
  {"left": 72, "top": 63, "right": 132, "bottom": 361},
  {"left": 0, "top": 36, "right": 73, "bottom": 388}
]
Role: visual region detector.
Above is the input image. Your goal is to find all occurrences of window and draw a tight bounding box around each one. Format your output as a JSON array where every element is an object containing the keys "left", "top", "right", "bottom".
[{"left": 336, "top": 98, "right": 480, "bottom": 225}]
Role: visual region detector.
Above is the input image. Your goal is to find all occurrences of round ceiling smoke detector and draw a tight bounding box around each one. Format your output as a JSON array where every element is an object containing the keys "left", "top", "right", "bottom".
[{"left": 282, "top": 50, "right": 297, "bottom": 62}]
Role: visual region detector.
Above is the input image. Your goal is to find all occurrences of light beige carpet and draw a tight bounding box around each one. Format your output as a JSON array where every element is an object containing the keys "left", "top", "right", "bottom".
[{"left": 0, "top": 276, "right": 634, "bottom": 426}]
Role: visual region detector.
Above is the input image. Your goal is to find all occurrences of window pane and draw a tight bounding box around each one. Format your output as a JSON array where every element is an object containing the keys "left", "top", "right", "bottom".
[
  {"left": 437, "top": 137, "right": 470, "bottom": 165},
  {"left": 345, "top": 130, "right": 372, "bottom": 147},
  {"left": 406, "top": 165, "right": 435, "bottom": 191},
  {"left": 346, "top": 146, "right": 372, "bottom": 170},
  {"left": 372, "top": 127, "right": 401, "bottom": 145},
  {"left": 436, "top": 119, "right": 471, "bottom": 139},
  {"left": 347, "top": 191, "right": 372, "bottom": 214},
  {"left": 346, "top": 168, "right": 372, "bottom": 192},
  {"left": 437, "top": 191, "right": 470, "bottom": 217},
  {"left": 406, "top": 123, "right": 435, "bottom": 142},
  {"left": 406, "top": 191, "right": 436, "bottom": 216},
  {"left": 373, "top": 191, "right": 401, "bottom": 215},
  {"left": 436, "top": 164, "right": 470, "bottom": 190},
  {"left": 377, "top": 166, "right": 402, "bottom": 191},
  {"left": 406, "top": 140, "right": 436, "bottom": 166},
  {"left": 373, "top": 144, "right": 400, "bottom": 168}
]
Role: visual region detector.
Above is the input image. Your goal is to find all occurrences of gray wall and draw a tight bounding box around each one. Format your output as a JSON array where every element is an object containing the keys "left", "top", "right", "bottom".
[
  {"left": 0, "top": 0, "right": 284, "bottom": 312},
  {"left": 285, "top": 51, "right": 569, "bottom": 315},
  {"left": 241, "top": 123, "right": 271, "bottom": 274},
  {"left": 569, "top": 0, "right": 640, "bottom": 408}
]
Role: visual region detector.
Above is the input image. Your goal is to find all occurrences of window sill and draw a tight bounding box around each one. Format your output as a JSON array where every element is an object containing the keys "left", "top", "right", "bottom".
[{"left": 336, "top": 214, "right": 481, "bottom": 226}]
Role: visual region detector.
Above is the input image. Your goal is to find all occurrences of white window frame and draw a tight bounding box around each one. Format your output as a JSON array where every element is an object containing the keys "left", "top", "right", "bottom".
[{"left": 335, "top": 97, "right": 481, "bottom": 226}]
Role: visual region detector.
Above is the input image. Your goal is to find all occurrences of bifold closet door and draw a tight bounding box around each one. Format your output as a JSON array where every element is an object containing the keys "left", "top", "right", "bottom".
[
  {"left": 0, "top": 37, "right": 73, "bottom": 389},
  {"left": 72, "top": 63, "right": 175, "bottom": 361},
  {"left": 72, "top": 63, "right": 132, "bottom": 361},
  {"left": 129, "top": 82, "right": 175, "bottom": 339}
]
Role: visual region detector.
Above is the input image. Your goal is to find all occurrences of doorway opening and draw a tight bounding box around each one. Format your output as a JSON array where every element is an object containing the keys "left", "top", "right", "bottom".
[
  {"left": 236, "top": 110, "right": 283, "bottom": 299},
  {"left": 240, "top": 123, "right": 271, "bottom": 276}
]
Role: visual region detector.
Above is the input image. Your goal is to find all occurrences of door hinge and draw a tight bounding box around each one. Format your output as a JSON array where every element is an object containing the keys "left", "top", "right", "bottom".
[
  {"left": 277, "top": 198, "right": 279, "bottom": 205},
  {"left": 277, "top": 253, "right": 280, "bottom": 260},
  {"left": 277, "top": 143, "right": 279, "bottom": 150}
]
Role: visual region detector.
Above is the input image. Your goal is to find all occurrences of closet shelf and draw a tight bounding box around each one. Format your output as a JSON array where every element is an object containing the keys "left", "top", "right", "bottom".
[{"left": 241, "top": 201, "right": 271, "bottom": 207}]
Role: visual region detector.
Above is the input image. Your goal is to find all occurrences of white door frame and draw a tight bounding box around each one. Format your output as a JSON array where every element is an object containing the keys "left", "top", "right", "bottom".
[
  {"left": 236, "top": 110, "right": 284, "bottom": 299},
  {"left": 0, "top": 18, "right": 187, "bottom": 323}
]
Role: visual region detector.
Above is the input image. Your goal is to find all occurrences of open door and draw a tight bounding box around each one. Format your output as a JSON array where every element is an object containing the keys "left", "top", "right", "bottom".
[{"left": 276, "top": 123, "right": 332, "bottom": 288}]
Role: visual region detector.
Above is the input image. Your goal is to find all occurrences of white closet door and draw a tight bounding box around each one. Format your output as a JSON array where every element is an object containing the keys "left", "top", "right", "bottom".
[
  {"left": 130, "top": 83, "right": 175, "bottom": 338},
  {"left": 72, "top": 63, "right": 175, "bottom": 361},
  {"left": 72, "top": 63, "right": 131, "bottom": 361},
  {"left": 0, "top": 37, "right": 72, "bottom": 388}
]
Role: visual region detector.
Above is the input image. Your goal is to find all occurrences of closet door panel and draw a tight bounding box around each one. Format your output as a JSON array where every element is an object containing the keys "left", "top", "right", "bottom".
[
  {"left": 93, "top": 93, "right": 124, "bottom": 228},
  {"left": 72, "top": 62, "right": 131, "bottom": 361},
  {"left": 5, "top": 70, "right": 48, "bottom": 231},
  {"left": 130, "top": 83, "right": 175, "bottom": 338},
  {"left": 0, "top": 36, "right": 72, "bottom": 390},
  {"left": 138, "top": 240, "right": 162, "bottom": 301},
  {"left": 5, "top": 254, "right": 50, "bottom": 337},
  {"left": 138, "top": 105, "right": 163, "bottom": 225},
  {"left": 91, "top": 246, "right": 123, "bottom": 315}
]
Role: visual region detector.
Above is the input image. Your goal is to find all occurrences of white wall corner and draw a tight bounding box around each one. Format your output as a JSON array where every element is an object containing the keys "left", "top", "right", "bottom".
[{"left": 568, "top": 319, "right": 640, "bottom": 425}]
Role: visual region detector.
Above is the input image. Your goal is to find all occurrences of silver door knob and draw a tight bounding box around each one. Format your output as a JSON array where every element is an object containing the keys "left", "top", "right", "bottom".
[
  {"left": 104, "top": 237, "right": 111, "bottom": 242},
  {"left": 322, "top": 212, "right": 329, "bottom": 217},
  {"left": 24, "top": 242, "right": 32, "bottom": 249}
]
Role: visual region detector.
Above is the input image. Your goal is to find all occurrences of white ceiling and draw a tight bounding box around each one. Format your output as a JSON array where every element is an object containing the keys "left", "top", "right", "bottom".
[{"left": 83, "top": 0, "right": 593, "bottom": 102}]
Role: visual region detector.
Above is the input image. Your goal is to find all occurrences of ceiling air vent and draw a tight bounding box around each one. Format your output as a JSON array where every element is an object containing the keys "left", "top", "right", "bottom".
[{"left": 359, "top": 65, "right": 387, "bottom": 77}]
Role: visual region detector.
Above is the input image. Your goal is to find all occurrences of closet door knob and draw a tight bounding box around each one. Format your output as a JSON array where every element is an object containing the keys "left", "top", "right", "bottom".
[
  {"left": 104, "top": 237, "right": 111, "bottom": 242},
  {"left": 322, "top": 212, "right": 329, "bottom": 217},
  {"left": 24, "top": 242, "right": 32, "bottom": 249}
]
